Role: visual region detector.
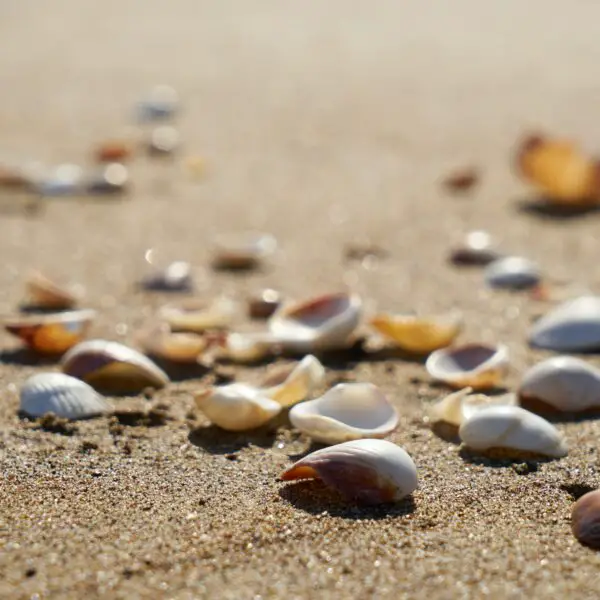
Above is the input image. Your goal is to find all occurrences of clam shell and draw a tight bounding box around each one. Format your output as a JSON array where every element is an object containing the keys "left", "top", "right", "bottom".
[
  {"left": 426, "top": 343, "right": 509, "bottom": 390},
  {"left": 62, "top": 339, "right": 170, "bottom": 394},
  {"left": 269, "top": 293, "right": 362, "bottom": 353},
  {"left": 194, "top": 383, "right": 281, "bottom": 431},
  {"left": 571, "top": 489, "right": 600, "bottom": 549},
  {"left": 280, "top": 439, "right": 417, "bottom": 505},
  {"left": 449, "top": 231, "right": 501, "bottom": 267},
  {"left": 139, "top": 324, "right": 208, "bottom": 364},
  {"left": 458, "top": 405, "right": 567, "bottom": 458},
  {"left": 20, "top": 372, "right": 110, "bottom": 420},
  {"left": 518, "top": 356, "right": 600, "bottom": 413},
  {"left": 25, "top": 271, "right": 81, "bottom": 309},
  {"left": 140, "top": 261, "right": 193, "bottom": 292},
  {"left": 4, "top": 309, "right": 96, "bottom": 354},
  {"left": 529, "top": 296, "right": 600, "bottom": 352},
  {"left": 289, "top": 382, "right": 398, "bottom": 444},
  {"left": 159, "top": 297, "right": 238, "bottom": 332},
  {"left": 211, "top": 232, "right": 277, "bottom": 270},
  {"left": 370, "top": 312, "right": 461, "bottom": 354},
  {"left": 484, "top": 256, "right": 541, "bottom": 290}
]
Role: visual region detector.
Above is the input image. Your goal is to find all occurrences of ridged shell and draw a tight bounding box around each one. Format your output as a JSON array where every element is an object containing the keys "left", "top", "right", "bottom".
[
  {"left": 289, "top": 382, "right": 398, "bottom": 444},
  {"left": 280, "top": 439, "right": 417, "bottom": 505},
  {"left": 572, "top": 490, "right": 600, "bottom": 549},
  {"left": 20, "top": 372, "right": 110, "bottom": 420},
  {"left": 484, "top": 256, "right": 541, "bottom": 290}
]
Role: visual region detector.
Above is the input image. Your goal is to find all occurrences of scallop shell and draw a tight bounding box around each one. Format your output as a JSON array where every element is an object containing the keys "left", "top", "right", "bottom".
[
  {"left": 370, "top": 312, "right": 461, "bottom": 354},
  {"left": 139, "top": 324, "right": 208, "bottom": 364},
  {"left": 518, "top": 356, "right": 600, "bottom": 413},
  {"left": 516, "top": 134, "right": 600, "bottom": 205},
  {"left": 449, "top": 231, "right": 501, "bottom": 267},
  {"left": 571, "top": 489, "right": 600, "bottom": 549},
  {"left": 20, "top": 372, "right": 110, "bottom": 420},
  {"left": 140, "top": 261, "right": 193, "bottom": 292},
  {"left": 194, "top": 383, "right": 281, "bottom": 431},
  {"left": 269, "top": 293, "right": 362, "bottom": 353},
  {"left": 25, "top": 271, "right": 81, "bottom": 309},
  {"left": 4, "top": 309, "right": 96, "bottom": 354},
  {"left": 529, "top": 296, "right": 600, "bottom": 352},
  {"left": 458, "top": 405, "right": 567, "bottom": 458},
  {"left": 211, "top": 232, "right": 277, "bottom": 270},
  {"left": 280, "top": 439, "right": 417, "bottom": 505},
  {"left": 426, "top": 343, "right": 509, "bottom": 390},
  {"left": 484, "top": 256, "right": 541, "bottom": 290},
  {"left": 62, "top": 339, "right": 170, "bottom": 394},
  {"left": 289, "top": 382, "right": 398, "bottom": 444},
  {"left": 159, "top": 297, "right": 238, "bottom": 332}
]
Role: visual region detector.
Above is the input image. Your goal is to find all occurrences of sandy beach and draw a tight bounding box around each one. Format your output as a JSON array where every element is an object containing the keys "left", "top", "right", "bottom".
[{"left": 2, "top": 1, "right": 600, "bottom": 598}]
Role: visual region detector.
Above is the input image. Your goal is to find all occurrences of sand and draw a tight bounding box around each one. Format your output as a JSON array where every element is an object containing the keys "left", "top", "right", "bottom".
[{"left": 2, "top": 1, "right": 600, "bottom": 598}]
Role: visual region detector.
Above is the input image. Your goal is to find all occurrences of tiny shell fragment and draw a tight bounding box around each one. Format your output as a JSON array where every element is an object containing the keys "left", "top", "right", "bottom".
[
  {"left": 95, "top": 140, "right": 133, "bottom": 163},
  {"left": 442, "top": 166, "right": 479, "bottom": 193}
]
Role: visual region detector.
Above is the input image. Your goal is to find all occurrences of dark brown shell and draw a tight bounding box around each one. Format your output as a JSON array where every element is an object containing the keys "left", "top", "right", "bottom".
[{"left": 572, "top": 489, "right": 600, "bottom": 549}]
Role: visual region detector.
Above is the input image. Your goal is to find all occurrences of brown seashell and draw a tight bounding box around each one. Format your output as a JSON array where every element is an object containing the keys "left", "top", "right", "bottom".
[
  {"left": 572, "top": 489, "right": 600, "bottom": 549},
  {"left": 4, "top": 309, "right": 96, "bottom": 354},
  {"left": 248, "top": 289, "right": 282, "bottom": 319},
  {"left": 516, "top": 134, "right": 600, "bottom": 205},
  {"left": 0, "top": 164, "right": 32, "bottom": 190},
  {"left": 147, "top": 126, "right": 180, "bottom": 156},
  {"left": 24, "top": 271, "right": 82, "bottom": 310},
  {"left": 442, "top": 166, "right": 480, "bottom": 193},
  {"left": 95, "top": 140, "right": 133, "bottom": 163}
]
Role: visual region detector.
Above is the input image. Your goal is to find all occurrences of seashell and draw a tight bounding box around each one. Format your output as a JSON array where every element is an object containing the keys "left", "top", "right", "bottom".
[
  {"left": 262, "top": 355, "right": 326, "bottom": 407},
  {"left": 136, "top": 85, "right": 179, "bottom": 122},
  {"left": 484, "top": 256, "right": 541, "bottom": 290},
  {"left": 449, "top": 230, "right": 501, "bottom": 267},
  {"left": 269, "top": 292, "right": 362, "bottom": 353},
  {"left": 147, "top": 126, "right": 180, "bottom": 156},
  {"left": 442, "top": 166, "right": 479, "bottom": 193},
  {"left": 280, "top": 439, "right": 417, "bottom": 505},
  {"left": 426, "top": 343, "right": 509, "bottom": 390},
  {"left": 458, "top": 405, "right": 568, "bottom": 458},
  {"left": 140, "top": 261, "right": 193, "bottom": 292},
  {"left": 19, "top": 372, "right": 110, "bottom": 420},
  {"left": 159, "top": 297, "right": 238, "bottom": 332},
  {"left": 36, "top": 164, "right": 83, "bottom": 197},
  {"left": 194, "top": 383, "right": 281, "bottom": 431},
  {"left": 370, "top": 312, "right": 461, "bottom": 354},
  {"left": 289, "top": 382, "right": 398, "bottom": 444},
  {"left": 139, "top": 323, "right": 208, "bottom": 364},
  {"left": 529, "top": 296, "right": 600, "bottom": 352},
  {"left": 571, "top": 489, "right": 600, "bottom": 549},
  {"left": 0, "top": 163, "right": 34, "bottom": 190},
  {"left": 518, "top": 356, "right": 600, "bottom": 413},
  {"left": 516, "top": 134, "right": 600, "bottom": 205},
  {"left": 24, "top": 271, "right": 82, "bottom": 310},
  {"left": 95, "top": 140, "right": 133, "bottom": 163},
  {"left": 211, "top": 232, "right": 277, "bottom": 270},
  {"left": 4, "top": 309, "right": 96, "bottom": 354},
  {"left": 62, "top": 339, "right": 169, "bottom": 394},
  {"left": 248, "top": 288, "right": 282, "bottom": 319},
  {"left": 219, "top": 331, "right": 276, "bottom": 363},
  {"left": 86, "top": 163, "right": 129, "bottom": 195}
]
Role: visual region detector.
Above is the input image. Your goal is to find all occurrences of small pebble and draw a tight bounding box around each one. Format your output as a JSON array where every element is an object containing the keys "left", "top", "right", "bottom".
[
  {"left": 442, "top": 166, "right": 480, "bottom": 193},
  {"left": 147, "top": 126, "right": 180, "bottom": 156}
]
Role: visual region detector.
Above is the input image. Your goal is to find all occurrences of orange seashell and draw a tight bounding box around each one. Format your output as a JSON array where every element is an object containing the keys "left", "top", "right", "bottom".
[{"left": 95, "top": 141, "right": 133, "bottom": 163}]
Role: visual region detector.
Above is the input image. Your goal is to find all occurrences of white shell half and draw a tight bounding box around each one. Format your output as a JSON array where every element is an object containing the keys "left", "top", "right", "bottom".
[
  {"left": 289, "top": 382, "right": 398, "bottom": 444},
  {"left": 529, "top": 296, "right": 600, "bottom": 352},
  {"left": 458, "top": 405, "right": 568, "bottom": 458},
  {"left": 484, "top": 256, "right": 541, "bottom": 290},
  {"left": 426, "top": 343, "right": 509, "bottom": 389},
  {"left": 194, "top": 383, "right": 281, "bottom": 431},
  {"left": 280, "top": 439, "right": 417, "bottom": 505},
  {"left": 269, "top": 293, "right": 362, "bottom": 353},
  {"left": 518, "top": 356, "right": 600, "bottom": 412},
  {"left": 20, "top": 372, "right": 110, "bottom": 420}
]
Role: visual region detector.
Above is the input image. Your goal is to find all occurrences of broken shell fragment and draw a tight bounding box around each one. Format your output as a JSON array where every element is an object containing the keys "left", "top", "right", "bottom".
[
  {"left": 484, "top": 256, "right": 541, "bottom": 290},
  {"left": 458, "top": 405, "right": 568, "bottom": 458},
  {"left": 139, "top": 324, "right": 208, "bottom": 364},
  {"left": 449, "top": 230, "right": 501, "bottom": 267},
  {"left": 159, "top": 297, "right": 238, "bottom": 332},
  {"left": 248, "top": 289, "right": 282, "bottom": 319},
  {"left": 24, "top": 271, "right": 82, "bottom": 310},
  {"left": 529, "top": 296, "right": 600, "bottom": 352},
  {"left": 140, "top": 261, "right": 193, "bottom": 292},
  {"left": 280, "top": 439, "right": 417, "bottom": 505},
  {"left": 262, "top": 355, "right": 326, "bottom": 407},
  {"left": 211, "top": 232, "right": 277, "bottom": 270},
  {"left": 269, "top": 292, "right": 362, "bottom": 353},
  {"left": 516, "top": 134, "right": 600, "bottom": 205},
  {"left": 425, "top": 343, "right": 509, "bottom": 390},
  {"left": 571, "top": 489, "right": 600, "bottom": 549},
  {"left": 370, "top": 312, "right": 461, "bottom": 354},
  {"left": 289, "top": 382, "right": 398, "bottom": 444},
  {"left": 95, "top": 140, "right": 133, "bottom": 163},
  {"left": 518, "top": 356, "right": 600, "bottom": 413},
  {"left": 194, "top": 383, "right": 281, "bottom": 431},
  {"left": 20, "top": 372, "right": 110, "bottom": 420},
  {"left": 62, "top": 339, "right": 169, "bottom": 394},
  {"left": 4, "top": 309, "right": 96, "bottom": 354}
]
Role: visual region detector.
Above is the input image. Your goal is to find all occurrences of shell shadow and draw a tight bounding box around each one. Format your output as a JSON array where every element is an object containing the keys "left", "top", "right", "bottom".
[
  {"left": 278, "top": 480, "right": 416, "bottom": 520},
  {"left": 430, "top": 422, "right": 461, "bottom": 445},
  {"left": 18, "top": 304, "right": 71, "bottom": 315},
  {"left": 458, "top": 446, "right": 555, "bottom": 468},
  {"left": 188, "top": 423, "right": 280, "bottom": 455},
  {"left": 0, "top": 348, "right": 61, "bottom": 366},
  {"left": 560, "top": 483, "right": 597, "bottom": 501},
  {"left": 318, "top": 342, "right": 427, "bottom": 371},
  {"left": 286, "top": 440, "right": 328, "bottom": 460},
  {"left": 515, "top": 196, "right": 600, "bottom": 220},
  {"left": 519, "top": 399, "right": 600, "bottom": 423},
  {"left": 149, "top": 357, "right": 210, "bottom": 382},
  {"left": 427, "top": 381, "right": 510, "bottom": 396}
]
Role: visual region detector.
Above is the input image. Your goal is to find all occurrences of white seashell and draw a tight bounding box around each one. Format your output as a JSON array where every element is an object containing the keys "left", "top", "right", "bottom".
[
  {"left": 62, "top": 339, "right": 170, "bottom": 394},
  {"left": 280, "top": 439, "right": 417, "bottom": 505},
  {"left": 262, "top": 355, "right": 326, "bottom": 407},
  {"left": 219, "top": 331, "right": 276, "bottom": 363},
  {"left": 194, "top": 383, "right": 281, "bottom": 431},
  {"left": 458, "top": 405, "right": 568, "bottom": 458},
  {"left": 529, "top": 296, "right": 600, "bottom": 352},
  {"left": 426, "top": 343, "right": 509, "bottom": 390},
  {"left": 20, "top": 372, "right": 110, "bottom": 420},
  {"left": 25, "top": 271, "right": 82, "bottom": 309},
  {"left": 36, "top": 164, "right": 84, "bottom": 197},
  {"left": 289, "top": 382, "right": 398, "bottom": 444},
  {"left": 269, "top": 293, "right": 362, "bottom": 353},
  {"left": 136, "top": 85, "right": 179, "bottom": 121},
  {"left": 449, "top": 231, "right": 502, "bottom": 266},
  {"left": 159, "top": 297, "right": 238, "bottom": 332},
  {"left": 140, "top": 261, "right": 193, "bottom": 292},
  {"left": 484, "top": 256, "right": 541, "bottom": 290},
  {"left": 212, "top": 232, "right": 277, "bottom": 270},
  {"left": 518, "top": 355, "right": 600, "bottom": 413}
]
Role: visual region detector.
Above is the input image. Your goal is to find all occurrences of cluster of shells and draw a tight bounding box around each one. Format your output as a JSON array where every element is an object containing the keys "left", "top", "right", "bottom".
[{"left": 4, "top": 117, "right": 600, "bottom": 542}]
